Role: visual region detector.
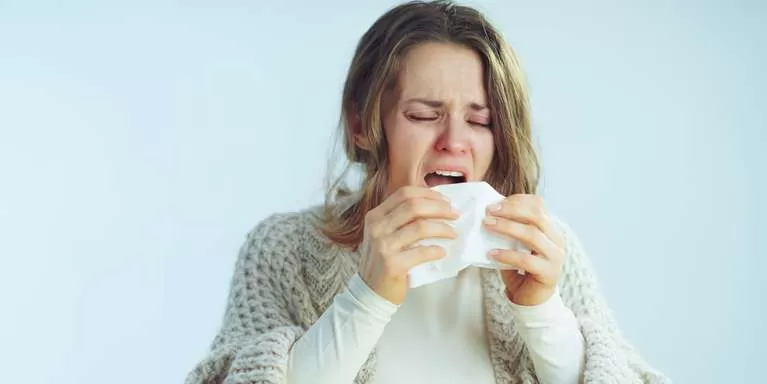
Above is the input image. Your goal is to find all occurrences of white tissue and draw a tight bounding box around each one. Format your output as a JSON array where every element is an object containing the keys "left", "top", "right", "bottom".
[{"left": 408, "top": 181, "right": 529, "bottom": 288}]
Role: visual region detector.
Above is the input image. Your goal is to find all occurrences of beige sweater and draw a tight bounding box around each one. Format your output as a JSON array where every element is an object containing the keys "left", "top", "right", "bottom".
[{"left": 185, "top": 201, "right": 670, "bottom": 384}]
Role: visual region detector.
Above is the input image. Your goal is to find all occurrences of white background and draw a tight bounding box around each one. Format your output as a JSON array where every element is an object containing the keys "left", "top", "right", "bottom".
[{"left": 1, "top": 0, "right": 764, "bottom": 383}]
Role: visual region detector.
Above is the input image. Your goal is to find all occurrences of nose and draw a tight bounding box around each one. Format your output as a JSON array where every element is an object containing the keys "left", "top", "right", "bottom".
[{"left": 434, "top": 118, "right": 470, "bottom": 155}]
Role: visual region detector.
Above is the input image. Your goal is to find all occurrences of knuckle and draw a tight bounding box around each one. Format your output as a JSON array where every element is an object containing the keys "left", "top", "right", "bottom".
[
  {"left": 371, "top": 222, "right": 384, "bottom": 237},
  {"left": 408, "top": 199, "right": 426, "bottom": 216},
  {"left": 512, "top": 224, "right": 528, "bottom": 241},
  {"left": 366, "top": 219, "right": 381, "bottom": 237},
  {"left": 524, "top": 226, "right": 539, "bottom": 244},
  {"left": 495, "top": 199, "right": 510, "bottom": 213},
  {"left": 404, "top": 199, "right": 420, "bottom": 214},
  {"left": 373, "top": 238, "right": 390, "bottom": 256},
  {"left": 415, "top": 220, "right": 430, "bottom": 237},
  {"left": 507, "top": 195, "right": 522, "bottom": 206},
  {"left": 548, "top": 251, "right": 561, "bottom": 265},
  {"left": 530, "top": 204, "right": 545, "bottom": 221},
  {"left": 519, "top": 253, "right": 533, "bottom": 269}
]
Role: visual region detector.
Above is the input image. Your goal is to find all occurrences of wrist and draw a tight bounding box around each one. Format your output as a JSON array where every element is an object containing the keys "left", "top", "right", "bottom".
[
  {"left": 347, "top": 273, "right": 401, "bottom": 318},
  {"left": 507, "top": 287, "right": 574, "bottom": 325},
  {"left": 506, "top": 285, "right": 556, "bottom": 307}
]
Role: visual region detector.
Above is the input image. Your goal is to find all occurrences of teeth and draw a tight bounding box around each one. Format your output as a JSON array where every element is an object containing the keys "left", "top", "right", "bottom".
[{"left": 435, "top": 170, "right": 464, "bottom": 177}]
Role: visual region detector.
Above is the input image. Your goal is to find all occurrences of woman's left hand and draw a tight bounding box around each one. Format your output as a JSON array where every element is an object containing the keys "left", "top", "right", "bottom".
[{"left": 483, "top": 194, "right": 566, "bottom": 306}]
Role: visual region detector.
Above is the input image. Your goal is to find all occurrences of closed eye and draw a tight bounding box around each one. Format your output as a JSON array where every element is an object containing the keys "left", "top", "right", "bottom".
[
  {"left": 407, "top": 113, "right": 439, "bottom": 122},
  {"left": 469, "top": 120, "right": 491, "bottom": 128}
]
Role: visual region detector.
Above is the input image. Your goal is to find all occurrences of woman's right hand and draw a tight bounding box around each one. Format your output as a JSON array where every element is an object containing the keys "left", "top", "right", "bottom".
[{"left": 358, "top": 186, "right": 458, "bottom": 305}]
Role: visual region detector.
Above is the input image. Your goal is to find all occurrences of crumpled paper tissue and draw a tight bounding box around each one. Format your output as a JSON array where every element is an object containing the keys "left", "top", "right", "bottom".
[{"left": 408, "top": 181, "right": 530, "bottom": 288}]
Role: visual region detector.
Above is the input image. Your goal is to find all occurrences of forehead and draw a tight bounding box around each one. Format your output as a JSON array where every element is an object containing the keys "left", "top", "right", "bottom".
[{"left": 396, "top": 42, "right": 487, "bottom": 104}]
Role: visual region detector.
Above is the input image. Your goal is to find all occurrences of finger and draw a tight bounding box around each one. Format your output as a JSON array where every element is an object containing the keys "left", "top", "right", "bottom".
[
  {"left": 366, "top": 187, "right": 450, "bottom": 237},
  {"left": 384, "top": 219, "right": 457, "bottom": 251},
  {"left": 397, "top": 245, "right": 446, "bottom": 271},
  {"left": 487, "top": 194, "right": 552, "bottom": 230},
  {"left": 483, "top": 216, "right": 563, "bottom": 262},
  {"left": 371, "top": 186, "right": 448, "bottom": 219},
  {"left": 490, "top": 249, "right": 556, "bottom": 284},
  {"left": 385, "top": 197, "right": 458, "bottom": 232},
  {"left": 500, "top": 269, "right": 525, "bottom": 292}
]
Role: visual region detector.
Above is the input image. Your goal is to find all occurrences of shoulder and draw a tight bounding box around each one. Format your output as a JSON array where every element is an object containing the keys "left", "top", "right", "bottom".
[
  {"left": 238, "top": 203, "right": 338, "bottom": 267},
  {"left": 244, "top": 204, "right": 326, "bottom": 250},
  {"left": 246, "top": 207, "right": 319, "bottom": 242}
]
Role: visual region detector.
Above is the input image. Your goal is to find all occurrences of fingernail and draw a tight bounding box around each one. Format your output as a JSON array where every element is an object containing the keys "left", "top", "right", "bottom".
[
  {"left": 483, "top": 217, "right": 497, "bottom": 225},
  {"left": 487, "top": 203, "right": 501, "bottom": 212},
  {"left": 488, "top": 249, "right": 501, "bottom": 256}
]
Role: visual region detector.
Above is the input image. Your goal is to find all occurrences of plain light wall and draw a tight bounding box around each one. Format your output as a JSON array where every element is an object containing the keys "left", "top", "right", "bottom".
[{"left": 0, "top": 0, "right": 763, "bottom": 383}]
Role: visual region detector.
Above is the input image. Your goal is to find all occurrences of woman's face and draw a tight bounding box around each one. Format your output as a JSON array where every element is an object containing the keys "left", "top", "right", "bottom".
[{"left": 381, "top": 42, "right": 495, "bottom": 195}]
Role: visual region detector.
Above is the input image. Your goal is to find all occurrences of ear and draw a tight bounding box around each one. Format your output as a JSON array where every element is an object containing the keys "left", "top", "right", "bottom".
[{"left": 347, "top": 108, "right": 370, "bottom": 151}]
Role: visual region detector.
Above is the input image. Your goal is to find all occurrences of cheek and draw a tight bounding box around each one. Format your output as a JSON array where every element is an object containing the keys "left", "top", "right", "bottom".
[
  {"left": 386, "top": 119, "right": 432, "bottom": 165},
  {"left": 475, "top": 129, "right": 495, "bottom": 170},
  {"left": 385, "top": 118, "right": 434, "bottom": 188}
]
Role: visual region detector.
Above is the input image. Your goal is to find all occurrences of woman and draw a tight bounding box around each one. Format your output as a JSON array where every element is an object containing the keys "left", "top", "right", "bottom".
[{"left": 186, "top": 1, "right": 669, "bottom": 383}]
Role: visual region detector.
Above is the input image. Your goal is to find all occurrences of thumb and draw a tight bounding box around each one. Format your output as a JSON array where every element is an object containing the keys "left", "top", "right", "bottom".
[{"left": 501, "top": 270, "right": 524, "bottom": 292}]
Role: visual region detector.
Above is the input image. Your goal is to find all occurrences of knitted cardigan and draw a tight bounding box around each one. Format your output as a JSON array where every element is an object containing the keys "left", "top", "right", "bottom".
[{"left": 185, "top": 201, "right": 670, "bottom": 384}]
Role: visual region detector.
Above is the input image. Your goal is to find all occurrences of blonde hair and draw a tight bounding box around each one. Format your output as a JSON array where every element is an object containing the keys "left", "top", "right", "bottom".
[{"left": 321, "top": 0, "right": 540, "bottom": 248}]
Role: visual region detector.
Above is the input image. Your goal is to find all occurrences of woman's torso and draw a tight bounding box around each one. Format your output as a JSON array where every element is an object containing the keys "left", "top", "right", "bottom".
[{"left": 375, "top": 266, "right": 497, "bottom": 383}]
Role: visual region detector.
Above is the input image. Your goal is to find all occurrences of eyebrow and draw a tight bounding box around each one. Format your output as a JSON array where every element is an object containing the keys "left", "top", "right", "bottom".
[{"left": 404, "top": 98, "right": 489, "bottom": 111}]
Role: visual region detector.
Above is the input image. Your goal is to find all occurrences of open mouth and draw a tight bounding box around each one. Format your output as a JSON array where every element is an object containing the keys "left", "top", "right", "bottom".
[{"left": 424, "top": 170, "right": 467, "bottom": 187}]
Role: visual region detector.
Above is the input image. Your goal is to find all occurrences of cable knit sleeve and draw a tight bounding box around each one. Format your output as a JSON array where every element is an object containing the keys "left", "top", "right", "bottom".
[
  {"left": 553, "top": 218, "right": 671, "bottom": 384},
  {"left": 185, "top": 213, "right": 308, "bottom": 384}
]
